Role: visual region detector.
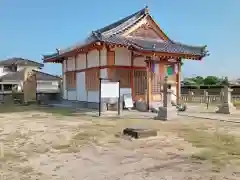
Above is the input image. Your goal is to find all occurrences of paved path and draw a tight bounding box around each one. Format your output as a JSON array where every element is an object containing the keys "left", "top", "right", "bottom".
[{"left": 50, "top": 101, "right": 240, "bottom": 123}]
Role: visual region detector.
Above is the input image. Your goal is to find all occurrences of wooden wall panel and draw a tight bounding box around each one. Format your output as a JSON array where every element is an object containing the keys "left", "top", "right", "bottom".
[
  {"left": 66, "top": 72, "right": 76, "bottom": 89},
  {"left": 85, "top": 69, "right": 100, "bottom": 91},
  {"left": 107, "top": 50, "right": 115, "bottom": 79},
  {"left": 113, "top": 69, "right": 131, "bottom": 88}
]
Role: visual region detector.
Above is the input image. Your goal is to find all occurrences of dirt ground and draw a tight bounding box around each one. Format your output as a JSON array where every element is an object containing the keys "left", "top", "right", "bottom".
[{"left": 0, "top": 105, "right": 240, "bottom": 180}]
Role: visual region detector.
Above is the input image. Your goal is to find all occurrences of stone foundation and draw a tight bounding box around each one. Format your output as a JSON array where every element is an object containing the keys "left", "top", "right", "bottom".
[{"left": 154, "top": 106, "right": 178, "bottom": 121}]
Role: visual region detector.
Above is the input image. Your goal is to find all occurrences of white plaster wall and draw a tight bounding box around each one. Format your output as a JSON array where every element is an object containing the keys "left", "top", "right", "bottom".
[
  {"left": 37, "top": 81, "right": 59, "bottom": 92},
  {"left": 100, "top": 69, "right": 108, "bottom": 78},
  {"left": 133, "top": 57, "right": 145, "bottom": 67},
  {"left": 76, "top": 72, "right": 87, "bottom": 101},
  {"left": 67, "top": 57, "right": 75, "bottom": 71},
  {"left": 76, "top": 54, "right": 86, "bottom": 70},
  {"left": 87, "top": 91, "right": 99, "bottom": 102},
  {"left": 100, "top": 48, "right": 107, "bottom": 66},
  {"left": 17, "top": 66, "right": 39, "bottom": 71},
  {"left": 87, "top": 49, "right": 99, "bottom": 68},
  {"left": 67, "top": 90, "right": 77, "bottom": 101},
  {"left": 0, "top": 67, "right": 7, "bottom": 77},
  {"left": 115, "top": 48, "right": 131, "bottom": 66},
  {"left": 0, "top": 66, "right": 40, "bottom": 77}
]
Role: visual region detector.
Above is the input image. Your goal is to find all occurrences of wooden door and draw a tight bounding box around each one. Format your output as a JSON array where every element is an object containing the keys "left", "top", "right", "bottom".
[{"left": 133, "top": 69, "right": 147, "bottom": 101}]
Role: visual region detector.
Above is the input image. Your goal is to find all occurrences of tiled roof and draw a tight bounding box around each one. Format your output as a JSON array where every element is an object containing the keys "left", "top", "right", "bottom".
[
  {"left": 43, "top": 6, "right": 208, "bottom": 61},
  {"left": 0, "top": 69, "right": 61, "bottom": 82},
  {"left": 0, "top": 69, "right": 25, "bottom": 81},
  {"left": 94, "top": 35, "right": 207, "bottom": 57},
  {"left": 95, "top": 7, "right": 147, "bottom": 36},
  {"left": 34, "top": 70, "right": 61, "bottom": 81},
  {"left": 0, "top": 57, "right": 44, "bottom": 67}
]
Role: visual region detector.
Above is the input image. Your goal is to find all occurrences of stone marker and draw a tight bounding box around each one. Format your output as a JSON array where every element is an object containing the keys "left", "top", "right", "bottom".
[
  {"left": 203, "top": 90, "right": 208, "bottom": 103},
  {"left": 216, "top": 86, "right": 236, "bottom": 114},
  {"left": 220, "top": 89, "right": 224, "bottom": 103},
  {"left": 188, "top": 90, "right": 194, "bottom": 102},
  {"left": 155, "top": 76, "right": 178, "bottom": 120}
]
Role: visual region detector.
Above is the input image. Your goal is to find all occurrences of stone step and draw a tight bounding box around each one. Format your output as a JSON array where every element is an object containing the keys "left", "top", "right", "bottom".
[{"left": 150, "top": 101, "right": 163, "bottom": 113}]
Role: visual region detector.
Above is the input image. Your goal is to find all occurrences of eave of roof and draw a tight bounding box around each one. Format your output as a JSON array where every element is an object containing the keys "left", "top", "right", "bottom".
[{"left": 43, "top": 6, "right": 208, "bottom": 62}]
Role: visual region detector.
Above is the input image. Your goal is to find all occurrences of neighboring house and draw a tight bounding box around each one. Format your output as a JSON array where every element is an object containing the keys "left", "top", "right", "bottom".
[
  {"left": 43, "top": 6, "right": 208, "bottom": 109},
  {"left": 0, "top": 57, "right": 61, "bottom": 93},
  {"left": 229, "top": 79, "right": 240, "bottom": 85}
]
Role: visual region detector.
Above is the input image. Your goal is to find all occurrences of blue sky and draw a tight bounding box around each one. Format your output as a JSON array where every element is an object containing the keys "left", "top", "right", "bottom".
[{"left": 0, "top": 0, "right": 239, "bottom": 79}]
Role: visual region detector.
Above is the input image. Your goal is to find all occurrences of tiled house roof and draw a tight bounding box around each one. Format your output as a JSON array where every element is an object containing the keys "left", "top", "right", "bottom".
[
  {"left": 0, "top": 69, "right": 61, "bottom": 82},
  {"left": 43, "top": 6, "right": 208, "bottom": 61},
  {"left": 0, "top": 57, "right": 44, "bottom": 68}
]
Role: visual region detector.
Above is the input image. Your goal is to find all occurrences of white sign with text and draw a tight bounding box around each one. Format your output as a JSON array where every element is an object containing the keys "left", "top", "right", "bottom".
[{"left": 101, "top": 81, "right": 119, "bottom": 98}]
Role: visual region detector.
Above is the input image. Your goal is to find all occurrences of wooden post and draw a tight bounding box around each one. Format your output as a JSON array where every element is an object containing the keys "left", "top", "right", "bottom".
[
  {"left": 176, "top": 61, "right": 181, "bottom": 104},
  {"left": 146, "top": 58, "right": 152, "bottom": 110},
  {"left": 130, "top": 51, "right": 135, "bottom": 98}
]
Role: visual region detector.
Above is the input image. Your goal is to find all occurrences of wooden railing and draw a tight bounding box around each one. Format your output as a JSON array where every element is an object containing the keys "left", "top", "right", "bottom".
[{"left": 181, "top": 94, "right": 240, "bottom": 104}]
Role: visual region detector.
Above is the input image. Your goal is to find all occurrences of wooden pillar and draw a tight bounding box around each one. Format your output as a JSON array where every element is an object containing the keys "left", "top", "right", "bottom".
[
  {"left": 130, "top": 51, "right": 135, "bottom": 98},
  {"left": 159, "top": 60, "right": 165, "bottom": 101},
  {"left": 146, "top": 57, "right": 152, "bottom": 110},
  {"left": 176, "top": 60, "right": 181, "bottom": 104},
  {"left": 107, "top": 47, "right": 115, "bottom": 79},
  {"left": 66, "top": 58, "right": 68, "bottom": 100}
]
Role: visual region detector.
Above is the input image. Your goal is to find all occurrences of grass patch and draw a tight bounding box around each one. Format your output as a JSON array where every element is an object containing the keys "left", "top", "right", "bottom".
[
  {"left": 0, "top": 104, "right": 75, "bottom": 116},
  {"left": 41, "top": 106, "right": 75, "bottom": 116},
  {"left": 51, "top": 123, "right": 120, "bottom": 153},
  {"left": 233, "top": 100, "right": 240, "bottom": 106},
  {"left": 177, "top": 126, "right": 240, "bottom": 168}
]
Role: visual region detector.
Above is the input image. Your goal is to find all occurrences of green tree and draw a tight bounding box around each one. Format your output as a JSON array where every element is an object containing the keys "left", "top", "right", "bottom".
[
  {"left": 182, "top": 78, "right": 197, "bottom": 85},
  {"left": 203, "top": 76, "right": 220, "bottom": 85},
  {"left": 192, "top": 76, "right": 204, "bottom": 85},
  {"left": 220, "top": 76, "right": 229, "bottom": 86}
]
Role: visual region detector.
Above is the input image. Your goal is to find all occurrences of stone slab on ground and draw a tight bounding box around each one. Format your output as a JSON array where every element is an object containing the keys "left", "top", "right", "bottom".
[{"left": 123, "top": 127, "right": 158, "bottom": 139}]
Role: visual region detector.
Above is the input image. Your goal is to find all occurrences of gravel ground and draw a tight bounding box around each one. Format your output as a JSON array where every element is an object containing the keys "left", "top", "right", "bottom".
[{"left": 0, "top": 108, "right": 239, "bottom": 180}]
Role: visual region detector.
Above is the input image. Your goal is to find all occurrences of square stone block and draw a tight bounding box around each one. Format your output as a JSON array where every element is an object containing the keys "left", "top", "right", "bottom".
[{"left": 123, "top": 128, "right": 157, "bottom": 139}]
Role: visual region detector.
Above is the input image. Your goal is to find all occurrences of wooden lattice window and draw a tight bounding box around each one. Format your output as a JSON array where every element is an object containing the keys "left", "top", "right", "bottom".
[
  {"left": 134, "top": 70, "right": 147, "bottom": 95},
  {"left": 66, "top": 72, "right": 76, "bottom": 89},
  {"left": 113, "top": 69, "right": 131, "bottom": 88},
  {"left": 151, "top": 73, "right": 162, "bottom": 94},
  {"left": 86, "top": 69, "right": 100, "bottom": 90}
]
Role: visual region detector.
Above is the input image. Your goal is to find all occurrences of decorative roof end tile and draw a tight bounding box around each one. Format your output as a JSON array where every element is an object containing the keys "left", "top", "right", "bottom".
[{"left": 145, "top": 5, "right": 149, "bottom": 14}]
